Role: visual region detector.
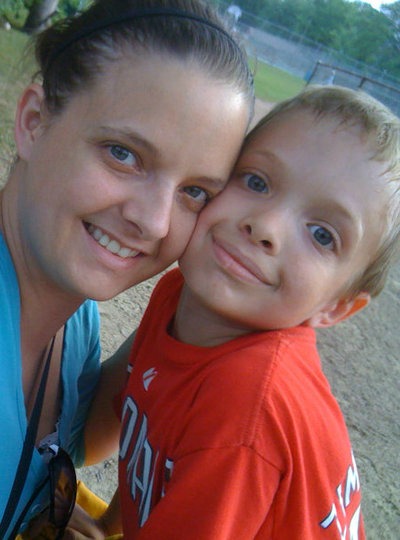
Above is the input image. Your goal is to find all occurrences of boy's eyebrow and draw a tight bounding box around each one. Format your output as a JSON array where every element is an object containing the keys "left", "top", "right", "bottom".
[
  {"left": 323, "top": 203, "right": 363, "bottom": 239},
  {"left": 245, "top": 148, "right": 287, "bottom": 172},
  {"left": 251, "top": 148, "right": 280, "bottom": 160}
]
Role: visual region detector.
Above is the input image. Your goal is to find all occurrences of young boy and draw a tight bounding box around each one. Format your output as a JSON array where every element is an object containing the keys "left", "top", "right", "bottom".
[{"left": 72, "top": 86, "right": 400, "bottom": 539}]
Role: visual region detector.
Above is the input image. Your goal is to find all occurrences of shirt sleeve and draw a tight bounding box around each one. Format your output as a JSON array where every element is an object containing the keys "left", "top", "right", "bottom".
[
  {"left": 135, "top": 446, "right": 280, "bottom": 540},
  {"left": 61, "top": 300, "right": 102, "bottom": 466}
]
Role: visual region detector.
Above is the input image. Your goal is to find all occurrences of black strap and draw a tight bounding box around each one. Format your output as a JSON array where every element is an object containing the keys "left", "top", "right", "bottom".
[{"left": 0, "top": 336, "right": 55, "bottom": 537}]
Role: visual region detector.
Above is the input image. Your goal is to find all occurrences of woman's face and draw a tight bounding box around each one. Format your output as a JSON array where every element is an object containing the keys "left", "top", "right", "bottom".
[{"left": 10, "top": 51, "right": 249, "bottom": 300}]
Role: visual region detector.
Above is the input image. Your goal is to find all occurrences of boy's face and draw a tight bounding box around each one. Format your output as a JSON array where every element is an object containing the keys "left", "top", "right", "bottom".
[{"left": 180, "top": 109, "right": 391, "bottom": 332}]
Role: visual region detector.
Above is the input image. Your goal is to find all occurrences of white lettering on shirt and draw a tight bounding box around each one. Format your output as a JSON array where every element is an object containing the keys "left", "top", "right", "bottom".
[
  {"left": 320, "top": 452, "right": 362, "bottom": 539},
  {"left": 120, "top": 396, "right": 174, "bottom": 527}
]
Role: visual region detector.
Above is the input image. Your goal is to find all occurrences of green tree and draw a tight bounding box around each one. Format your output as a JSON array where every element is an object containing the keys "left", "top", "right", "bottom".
[
  {"left": 0, "top": 0, "right": 90, "bottom": 32},
  {"left": 234, "top": 0, "right": 400, "bottom": 79},
  {"left": 380, "top": 1, "right": 400, "bottom": 75},
  {"left": 23, "top": 0, "right": 59, "bottom": 33},
  {"left": 330, "top": 3, "right": 391, "bottom": 63},
  {"left": 381, "top": 0, "right": 400, "bottom": 45},
  {"left": 0, "top": 0, "right": 28, "bottom": 28}
]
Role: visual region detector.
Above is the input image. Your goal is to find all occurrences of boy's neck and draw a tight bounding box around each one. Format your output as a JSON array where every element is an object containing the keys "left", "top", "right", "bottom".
[{"left": 173, "top": 284, "right": 255, "bottom": 347}]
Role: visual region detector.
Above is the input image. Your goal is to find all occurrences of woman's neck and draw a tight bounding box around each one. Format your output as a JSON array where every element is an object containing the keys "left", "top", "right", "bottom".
[{"left": 19, "top": 286, "right": 81, "bottom": 359}]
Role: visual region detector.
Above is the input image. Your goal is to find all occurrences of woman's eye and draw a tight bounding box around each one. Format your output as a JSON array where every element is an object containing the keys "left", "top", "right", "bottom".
[
  {"left": 184, "top": 186, "right": 209, "bottom": 202},
  {"left": 308, "top": 224, "right": 335, "bottom": 250},
  {"left": 182, "top": 186, "right": 210, "bottom": 212},
  {"left": 244, "top": 173, "right": 269, "bottom": 193},
  {"left": 109, "top": 145, "right": 138, "bottom": 167}
]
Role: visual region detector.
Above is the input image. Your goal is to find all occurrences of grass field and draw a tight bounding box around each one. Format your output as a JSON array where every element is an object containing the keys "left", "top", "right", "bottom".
[{"left": 251, "top": 59, "right": 306, "bottom": 103}]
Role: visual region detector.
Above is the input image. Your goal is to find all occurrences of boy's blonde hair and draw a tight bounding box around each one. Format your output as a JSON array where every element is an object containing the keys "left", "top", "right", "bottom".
[{"left": 249, "top": 85, "right": 400, "bottom": 298}]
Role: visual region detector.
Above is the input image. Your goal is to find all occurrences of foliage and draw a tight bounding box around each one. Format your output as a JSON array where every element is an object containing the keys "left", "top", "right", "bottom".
[
  {"left": 231, "top": 0, "right": 400, "bottom": 80},
  {"left": 381, "top": 2, "right": 400, "bottom": 75},
  {"left": 2, "top": 1, "right": 400, "bottom": 78},
  {"left": 57, "top": 0, "right": 91, "bottom": 18},
  {"left": 0, "top": 0, "right": 91, "bottom": 29},
  {"left": 0, "top": 0, "right": 28, "bottom": 27},
  {"left": 3, "top": 0, "right": 400, "bottom": 79}
]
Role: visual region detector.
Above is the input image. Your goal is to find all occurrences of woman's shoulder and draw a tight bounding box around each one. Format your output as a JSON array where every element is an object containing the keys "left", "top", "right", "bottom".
[
  {"left": 67, "top": 299, "right": 100, "bottom": 330},
  {"left": 64, "top": 300, "right": 100, "bottom": 361}
]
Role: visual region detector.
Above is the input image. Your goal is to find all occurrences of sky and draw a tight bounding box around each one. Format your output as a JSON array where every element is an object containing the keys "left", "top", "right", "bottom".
[{"left": 362, "top": 0, "right": 396, "bottom": 9}]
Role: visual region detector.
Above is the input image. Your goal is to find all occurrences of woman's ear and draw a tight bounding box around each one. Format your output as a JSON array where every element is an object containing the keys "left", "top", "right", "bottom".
[
  {"left": 306, "top": 292, "right": 371, "bottom": 328},
  {"left": 14, "top": 83, "right": 48, "bottom": 160}
]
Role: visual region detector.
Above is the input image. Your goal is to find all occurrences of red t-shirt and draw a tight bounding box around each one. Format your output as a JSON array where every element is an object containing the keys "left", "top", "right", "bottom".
[{"left": 117, "top": 269, "right": 365, "bottom": 539}]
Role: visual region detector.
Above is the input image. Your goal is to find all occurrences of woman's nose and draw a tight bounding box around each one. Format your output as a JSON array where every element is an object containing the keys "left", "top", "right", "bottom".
[{"left": 122, "top": 181, "right": 176, "bottom": 241}]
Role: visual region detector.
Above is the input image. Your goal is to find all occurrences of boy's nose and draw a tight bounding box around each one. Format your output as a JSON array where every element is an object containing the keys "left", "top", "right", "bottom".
[{"left": 241, "top": 210, "right": 284, "bottom": 255}]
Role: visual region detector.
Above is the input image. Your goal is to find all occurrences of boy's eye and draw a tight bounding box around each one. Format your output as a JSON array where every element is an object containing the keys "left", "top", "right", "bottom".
[
  {"left": 244, "top": 173, "right": 269, "bottom": 193},
  {"left": 109, "top": 145, "right": 138, "bottom": 167},
  {"left": 308, "top": 224, "right": 335, "bottom": 250}
]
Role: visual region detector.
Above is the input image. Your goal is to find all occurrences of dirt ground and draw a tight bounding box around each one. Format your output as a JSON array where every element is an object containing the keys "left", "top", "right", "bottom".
[{"left": 1, "top": 95, "right": 394, "bottom": 538}]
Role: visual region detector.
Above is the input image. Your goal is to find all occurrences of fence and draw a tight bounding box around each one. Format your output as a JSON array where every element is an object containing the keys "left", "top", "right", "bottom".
[
  {"left": 218, "top": 3, "right": 400, "bottom": 114},
  {"left": 306, "top": 61, "right": 400, "bottom": 115}
]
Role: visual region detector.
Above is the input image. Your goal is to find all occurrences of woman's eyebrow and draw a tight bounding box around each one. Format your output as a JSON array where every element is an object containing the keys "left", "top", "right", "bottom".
[
  {"left": 95, "top": 126, "right": 228, "bottom": 186},
  {"left": 96, "top": 126, "right": 159, "bottom": 156}
]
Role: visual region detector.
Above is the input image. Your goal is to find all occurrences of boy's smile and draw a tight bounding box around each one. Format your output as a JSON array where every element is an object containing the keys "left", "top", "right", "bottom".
[
  {"left": 178, "top": 109, "right": 391, "bottom": 344},
  {"left": 211, "top": 236, "right": 277, "bottom": 287}
]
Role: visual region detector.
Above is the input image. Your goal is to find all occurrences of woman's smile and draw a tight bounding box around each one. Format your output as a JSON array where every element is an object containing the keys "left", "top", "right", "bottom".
[{"left": 86, "top": 223, "right": 140, "bottom": 259}]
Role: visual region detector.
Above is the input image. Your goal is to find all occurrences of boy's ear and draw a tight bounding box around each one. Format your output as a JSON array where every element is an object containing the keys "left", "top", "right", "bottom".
[
  {"left": 307, "top": 292, "right": 370, "bottom": 328},
  {"left": 14, "top": 83, "right": 48, "bottom": 160}
]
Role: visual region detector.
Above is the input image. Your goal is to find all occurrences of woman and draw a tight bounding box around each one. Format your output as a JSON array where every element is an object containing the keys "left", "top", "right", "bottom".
[{"left": 0, "top": 0, "right": 254, "bottom": 536}]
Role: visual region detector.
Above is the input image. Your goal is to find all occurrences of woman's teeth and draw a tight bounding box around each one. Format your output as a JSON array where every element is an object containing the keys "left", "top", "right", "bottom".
[{"left": 88, "top": 225, "right": 139, "bottom": 258}]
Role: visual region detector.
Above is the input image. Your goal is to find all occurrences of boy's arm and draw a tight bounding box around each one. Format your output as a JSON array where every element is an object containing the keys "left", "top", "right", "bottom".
[
  {"left": 64, "top": 489, "right": 122, "bottom": 539},
  {"left": 84, "top": 332, "right": 136, "bottom": 465}
]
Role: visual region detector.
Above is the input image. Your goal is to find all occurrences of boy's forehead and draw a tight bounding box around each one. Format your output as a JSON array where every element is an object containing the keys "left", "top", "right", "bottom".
[
  {"left": 243, "top": 109, "right": 381, "bottom": 173},
  {"left": 251, "top": 108, "right": 359, "bottom": 141}
]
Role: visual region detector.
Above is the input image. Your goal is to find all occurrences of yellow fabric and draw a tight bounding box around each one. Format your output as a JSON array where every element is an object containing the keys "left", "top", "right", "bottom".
[
  {"left": 75, "top": 481, "right": 123, "bottom": 539},
  {"left": 75, "top": 480, "right": 108, "bottom": 519},
  {"left": 15, "top": 481, "right": 123, "bottom": 539}
]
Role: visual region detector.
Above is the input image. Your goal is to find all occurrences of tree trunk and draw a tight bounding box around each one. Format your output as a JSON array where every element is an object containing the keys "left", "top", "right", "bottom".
[{"left": 23, "top": 0, "right": 59, "bottom": 34}]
